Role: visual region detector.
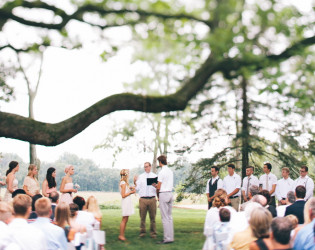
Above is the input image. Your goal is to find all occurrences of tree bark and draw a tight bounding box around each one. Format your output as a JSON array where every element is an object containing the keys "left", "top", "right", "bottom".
[{"left": 241, "top": 76, "right": 249, "bottom": 179}]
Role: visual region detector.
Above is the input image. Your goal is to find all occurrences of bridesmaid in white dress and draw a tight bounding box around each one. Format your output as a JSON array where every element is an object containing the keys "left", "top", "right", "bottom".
[
  {"left": 3, "top": 161, "right": 19, "bottom": 202},
  {"left": 60, "top": 165, "right": 77, "bottom": 205},
  {"left": 118, "top": 169, "right": 136, "bottom": 241},
  {"left": 23, "top": 164, "right": 40, "bottom": 197}
]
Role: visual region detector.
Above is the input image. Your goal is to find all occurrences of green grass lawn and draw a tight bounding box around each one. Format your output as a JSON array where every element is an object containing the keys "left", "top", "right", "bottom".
[{"left": 102, "top": 208, "right": 207, "bottom": 250}]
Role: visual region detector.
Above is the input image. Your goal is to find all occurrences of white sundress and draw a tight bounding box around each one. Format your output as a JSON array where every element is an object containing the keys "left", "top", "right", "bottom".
[{"left": 120, "top": 181, "right": 134, "bottom": 216}]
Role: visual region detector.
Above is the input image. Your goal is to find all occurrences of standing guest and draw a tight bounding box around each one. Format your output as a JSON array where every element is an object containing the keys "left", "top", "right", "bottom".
[
  {"left": 32, "top": 197, "right": 67, "bottom": 250},
  {"left": 259, "top": 190, "right": 277, "bottom": 218},
  {"left": 293, "top": 197, "right": 315, "bottom": 250},
  {"left": 3, "top": 161, "right": 19, "bottom": 202},
  {"left": 240, "top": 185, "right": 260, "bottom": 212},
  {"left": 73, "top": 196, "right": 96, "bottom": 230},
  {"left": 269, "top": 217, "right": 292, "bottom": 250},
  {"left": 0, "top": 201, "right": 19, "bottom": 249},
  {"left": 248, "top": 207, "right": 273, "bottom": 250},
  {"left": 134, "top": 161, "right": 157, "bottom": 238},
  {"left": 86, "top": 196, "right": 102, "bottom": 228},
  {"left": 276, "top": 167, "right": 295, "bottom": 206},
  {"left": 54, "top": 202, "right": 72, "bottom": 241},
  {"left": 259, "top": 162, "right": 277, "bottom": 206},
  {"left": 28, "top": 194, "right": 43, "bottom": 223},
  {"left": 49, "top": 191, "right": 59, "bottom": 221},
  {"left": 118, "top": 169, "right": 136, "bottom": 241},
  {"left": 60, "top": 165, "right": 77, "bottom": 205},
  {"left": 223, "top": 164, "right": 242, "bottom": 211},
  {"left": 9, "top": 194, "right": 47, "bottom": 249},
  {"left": 277, "top": 191, "right": 295, "bottom": 217},
  {"left": 42, "top": 167, "right": 57, "bottom": 197},
  {"left": 294, "top": 165, "right": 314, "bottom": 201},
  {"left": 242, "top": 166, "right": 260, "bottom": 203},
  {"left": 206, "top": 166, "right": 223, "bottom": 209},
  {"left": 23, "top": 164, "right": 40, "bottom": 197},
  {"left": 285, "top": 185, "right": 306, "bottom": 224},
  {"left": 153, "top": 155, "right": 174, "bottom": 244}
]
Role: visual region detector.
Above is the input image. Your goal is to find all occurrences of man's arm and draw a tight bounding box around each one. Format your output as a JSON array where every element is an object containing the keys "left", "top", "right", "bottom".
[
  {"left": 305, "top": 178, "right": 314, "bottom": 200},
  {"left": 269, "top": 175, "right": 277, "bottom": 195}
]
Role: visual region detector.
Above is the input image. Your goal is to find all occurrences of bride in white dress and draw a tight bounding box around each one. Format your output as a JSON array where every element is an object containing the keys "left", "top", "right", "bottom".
[
  {"left": 3, "top": 161, "right": 19, "bottom": 202},
  {"left": 118, "top": 169, "right": 136, "bottom": 241},
  {"left": 60, "top": 165, "right": 77, "bottom": 205}
]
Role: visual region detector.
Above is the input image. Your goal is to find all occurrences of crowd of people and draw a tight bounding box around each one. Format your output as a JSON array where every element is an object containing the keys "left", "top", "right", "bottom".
[
  {"left": 203, "top": 163, "right": 315, "bottom": 250},
  {"left": 0, "top": 161, "right": 104, "bottom": 250}
]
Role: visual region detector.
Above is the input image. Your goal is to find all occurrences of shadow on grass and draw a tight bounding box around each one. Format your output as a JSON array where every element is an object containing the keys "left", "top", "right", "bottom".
[{"left": 102, "top": 208, "right": 206, "bottom": 250}]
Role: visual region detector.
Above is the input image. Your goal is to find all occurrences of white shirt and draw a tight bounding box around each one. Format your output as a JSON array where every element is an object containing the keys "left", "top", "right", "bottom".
[
  {"left": 136, "top": 171, "right": 157, "bottom": 197},
  {"left": 241, "top": 175, "right": 259, "bottom": 196},
  {"left": 275, "top": 177, "right": 295, "bottom": 201},
  {"left": 294, "top": 175, "right": 315, "bottom": 201},
  {"left": 223, "top": 173, "right": 241, "bottom": 197},
  {"left": 259, "top": 173, "right": 277, "bottom": 196},
  {"left": 276, "top": 205, "right": 289, "bottom": 217},
  {"left": 8, "top": 218, "right": 47, "bottom": 250},
  {"left": 205, "top": 176, "right": 223, "bottom": 194},
  {"left": 158, "top": 165, "right": 173, "bottom": 192},
  {"left": 76, "top": 210, "right": 96, "bottom": 230},
  {"left": 0, "top": 221, "right": 21, "bottom": 250}
]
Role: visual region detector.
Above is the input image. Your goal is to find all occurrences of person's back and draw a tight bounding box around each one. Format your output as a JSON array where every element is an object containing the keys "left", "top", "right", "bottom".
[
  {"left": 73, "top": 196, "right": 96, "bottom": 230},
  {"left": 32, "top": 197, "right": 67, "bottom": 250},
  {"left": 9, "top": 194, "right": 47, "bottom": 250},
  {"left": 213, "top": 208, "right": 232, "bottom": 250},
  {"left": 285, "top": 186, "right": 306, "bottom": 224}
]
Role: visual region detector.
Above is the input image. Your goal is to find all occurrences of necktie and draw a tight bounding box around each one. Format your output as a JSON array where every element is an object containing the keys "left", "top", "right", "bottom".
[
  {"left": 266, "top": 175, "right": 269, "bottom": 190},
  {"left": 247, "top": 177, "right": 251, "bottom": 196}
]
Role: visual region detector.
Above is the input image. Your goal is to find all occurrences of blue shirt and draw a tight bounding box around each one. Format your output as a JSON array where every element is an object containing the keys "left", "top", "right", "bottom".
[
  {"left": 293, "top": 218, "right": 315, "bottom": 250},
  {"left": 32, "top": 217, "right": 67, "bottom": 250}
]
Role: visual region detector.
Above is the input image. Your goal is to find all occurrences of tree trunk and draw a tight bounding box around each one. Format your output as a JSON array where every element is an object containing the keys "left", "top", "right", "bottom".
[
  {"left": 29, "top": 93, "right": 37, "bottom": 164},
  {"left": 151, "top": 120, "right": 161, "bottom": 173}
]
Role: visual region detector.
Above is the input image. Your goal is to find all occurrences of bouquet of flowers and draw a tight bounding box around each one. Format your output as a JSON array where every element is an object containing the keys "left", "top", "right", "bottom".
[{"left": 74, "top": 183, "right": 80, "bottom": 189}]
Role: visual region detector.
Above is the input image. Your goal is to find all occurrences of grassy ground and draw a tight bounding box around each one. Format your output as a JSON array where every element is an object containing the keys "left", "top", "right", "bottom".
[{"left": 101, "top": 208, "right": 206, "bottom": 250}]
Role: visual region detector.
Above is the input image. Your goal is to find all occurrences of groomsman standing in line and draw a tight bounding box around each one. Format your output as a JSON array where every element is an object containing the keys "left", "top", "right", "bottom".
[
  {"left": 241, "top": 166, "right": 259, "bottom": 203},
  {"left": 259, "top": 162, "right": 277, "bottom": 206},
  {"left": 206, "top": 166, "right": 223, "bottom": 209},
  {"left": 294, "top": 165, "right": 314, "bottom": 201},
  {"left": 223, "top": 164, "right": 241, "bottom": 211},
  {"left": 276, "top": 167, "right": 295, "bottom": 205},
  {"left": 134, "top": 162, "right": 157, "bottom": 238},
  {"left": 153, "top": 155, "right": 174, "bottom": 244}
]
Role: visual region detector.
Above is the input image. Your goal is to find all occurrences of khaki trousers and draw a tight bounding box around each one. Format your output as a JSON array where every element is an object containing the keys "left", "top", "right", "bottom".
[
  {"left": 230, "top": 196, "right": 240, "bottom": 211},
  {"left": 139, "top": 197, "right": 157, "bottom": 236}
]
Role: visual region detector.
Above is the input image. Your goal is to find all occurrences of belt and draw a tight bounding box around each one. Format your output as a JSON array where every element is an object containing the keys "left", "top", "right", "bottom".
[
  {"left": 160, "top": 191, "right": 172, "bottom": 193},
  {"left": 141, "top": 196, "right": 155, "bottom": 199},
  {"left": 230, "top": 196, "right": 239, "bottom": 199},
  {"left": 281, "top": 198, "right": 286, "bottom": 200}
]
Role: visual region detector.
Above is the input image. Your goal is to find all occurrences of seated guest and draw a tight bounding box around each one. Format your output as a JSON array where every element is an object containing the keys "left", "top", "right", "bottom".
[
  {"left": 213, "top": 208, "right": 232, "bottom": 249},
  {"left": 12, "top": 188, "right": 26, "bottom": 198},
  {"left": 229, "top": 202, "right": 262, "bottom": 250},
  {"left": 248, "top": 207, "right": 273, "bottom": 250},
  {"left": 259, "top": 190, "right": 277, "bottom": 217},
  {"left": 251, "top": 195, "right": 267, "bottom": 207},
  {"left": 49, "top": 191, "right": 59, "bottom": 220},
  {"left": 0, "top": 201, "right": 19, "bottom": 249},
  {"left": 54, "top": 202, "right": 72, "bottom": 241},
  {"left": 9, "top": 194, "right": 47, "bottom": 249},
  {"left": 73, "top": 196, "right": 96, "bottom": 230},
  {"left": 32, "top": 197, "right": 67, "bottom": 250},
  {"left": 269, "top": 217, "right": 292, "bottom": 249},
  {"left": 277, "top": 191, "right": 295, "bottom": 217},
  {"left": 69, "top": 203, "right": 87, "bottom": 234},
  {"left": 285, "top": 185, "right": 306, "bottom": 224},
  {"left": 86, "top": 196, "right": 102, "bottom": 228},
  {"left": 293, "top": 197, "right": 315, "bottom": 250},
  {"left": 240, "top": 185, "right": 260, "bottom": 211},
  {"left": 28, "top": 194, "right": 43, "bottom": 223}
]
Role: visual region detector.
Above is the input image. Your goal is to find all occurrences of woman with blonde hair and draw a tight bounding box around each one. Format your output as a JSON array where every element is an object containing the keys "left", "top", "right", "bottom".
[
  {"left": 23, "top": 164, "right": 40, "bottom": 197},
  {"left": 249, "top": 207, "right": 273, "bottom": 250},
  {"left": 60, "top": 165, "right": 77, "bottom": 205},
  {"left": 86, "top": 196, "right": 102, "bottom": 227},
  {"left": 118, "top": 169, "right": 136, "bottom": 241}
]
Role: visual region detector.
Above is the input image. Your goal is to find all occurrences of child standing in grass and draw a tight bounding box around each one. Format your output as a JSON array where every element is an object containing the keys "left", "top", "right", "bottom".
[{"left": 118, "top": 169, "right": 136, "bottom": 241}]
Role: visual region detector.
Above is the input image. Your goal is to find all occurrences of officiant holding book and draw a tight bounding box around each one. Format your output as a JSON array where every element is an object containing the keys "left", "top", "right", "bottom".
[{"left": 134, "top": 162, "right": 158, "bottom": 238}]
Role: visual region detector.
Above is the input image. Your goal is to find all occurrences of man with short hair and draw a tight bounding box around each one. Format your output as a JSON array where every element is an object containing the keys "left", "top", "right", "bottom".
[
  {"left": 270, "top": 217, "right": 292, "bottom": 249},
  {"left": 154, "top": 155, "right": 174, "bottom": 244},
  {"left": 134, "top": 162, "right": 157, "bottom": 238},
  {"left": 242, "top": 166, "right": 259, "bottom": 202},
  {"left": 294, "top": 165, "right": 314, "bottom": 201},
  {"left": 276, "top": 167, "right": 295, "bottom": 206},
  {"left": 206, "top": 166, "right": 223, "bottom": 209},
  {"left": 293, "top": 197, "right": 315, "bottom": 249},
  {"left": 276, "top": 191, "right": 295, "bottom": 217},
  {"left": 285, "top": 185, "right": 306, "bottom": 224},
  {"left": 223, "top": 164, "right": 242, "bottom": 211},
  {"left": 49, "top": 191, "right": 59, "bottom": 220},
  {"left": 259, "top": 162, "right": 277, "bottom": 206},
  {"left": 9, "top": 194, "right": 47, "bottom": 250},
  {"left": 0, "top": 201, "right": 19, "bottom": 249},
  {"left": 32, "top": 197, "right": 67, "bottom": 250}
]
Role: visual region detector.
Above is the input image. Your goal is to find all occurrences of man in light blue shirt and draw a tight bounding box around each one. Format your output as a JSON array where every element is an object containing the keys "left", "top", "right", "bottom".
[
  {"left": 294, "top": 197, "right": 315, "bottom": 250},
  {"left": 32, "top": 197, "right": 67, "bottom": 250}
]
